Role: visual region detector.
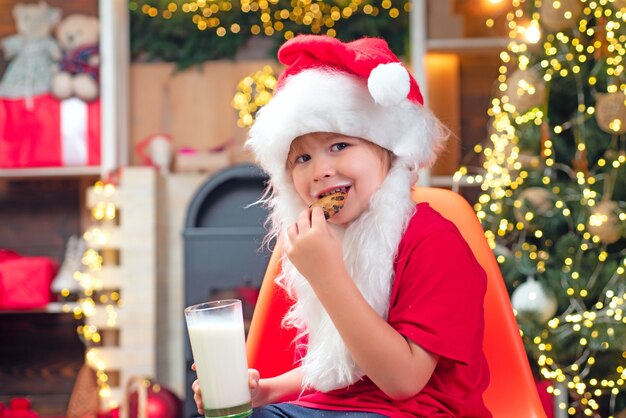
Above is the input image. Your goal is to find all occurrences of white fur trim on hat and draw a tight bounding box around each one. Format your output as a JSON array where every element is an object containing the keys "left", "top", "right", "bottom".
[{"left": 246, "top": 68, "right": 447, "bottom": 184}]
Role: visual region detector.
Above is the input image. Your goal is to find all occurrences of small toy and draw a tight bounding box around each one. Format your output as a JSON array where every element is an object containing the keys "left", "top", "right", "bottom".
[
  {"left": 51, "top": 14, "right": 100, "bottom": 102},
  {"left": 0, "top": 1, "right": 61, "bottom": 102}
]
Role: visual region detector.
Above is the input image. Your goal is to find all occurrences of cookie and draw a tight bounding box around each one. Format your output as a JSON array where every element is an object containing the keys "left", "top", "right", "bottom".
[{"left": 310, "top": 191, "right": 348, "bottom": 220}]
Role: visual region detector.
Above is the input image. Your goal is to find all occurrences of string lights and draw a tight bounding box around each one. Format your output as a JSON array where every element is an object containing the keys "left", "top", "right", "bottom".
[
  {"left": 130, "top": 0, "right": 409, "bottom": 39},
  {"left": 232, "top": 65, "right": 277, "bottom": 127},
  {"left": 71, "top": 180, "right": 123, "bottom": 409},
  {"left": 460, "top": 0, "right": 626, "bottom": 415}
]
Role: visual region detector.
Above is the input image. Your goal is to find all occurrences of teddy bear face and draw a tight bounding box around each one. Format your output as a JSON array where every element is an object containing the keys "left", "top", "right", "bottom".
[
  {"left": 56, "top": 14, "right": 100, "bottom": 51},
  {"left": 13, "top": 1, "right": 61, "bottom": 39}
]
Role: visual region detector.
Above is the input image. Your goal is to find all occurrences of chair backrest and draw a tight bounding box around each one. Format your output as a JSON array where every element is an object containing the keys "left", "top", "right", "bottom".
[{"left": 246, "top": 187, "right": 547, "bottom": 418}]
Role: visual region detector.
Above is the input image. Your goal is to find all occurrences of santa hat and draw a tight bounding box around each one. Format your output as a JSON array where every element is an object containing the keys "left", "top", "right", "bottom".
[{"left": 246, "top": 35, "right": 447, "bottom": 188}]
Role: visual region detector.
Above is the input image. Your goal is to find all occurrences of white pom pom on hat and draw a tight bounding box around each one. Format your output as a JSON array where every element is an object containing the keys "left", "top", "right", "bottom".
[{"left": 368, "top": 62, "right": 411, "bottom": 106}]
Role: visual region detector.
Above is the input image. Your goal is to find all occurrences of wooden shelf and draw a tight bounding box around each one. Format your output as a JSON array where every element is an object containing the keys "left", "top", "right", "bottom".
[
  {"left": 429, "top": 175, "right": 483, "bottom": 190},
  {"left": 0, "top": 302, "right": 79, "bottom": 315},
  {"left": 0, "top": 166, "right": 101, "bottom": 179},
  {"left": 427, "top": 37, "right": 509, "bottom": 53}
]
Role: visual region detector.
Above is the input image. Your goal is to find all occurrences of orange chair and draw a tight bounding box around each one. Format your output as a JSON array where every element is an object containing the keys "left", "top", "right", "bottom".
[{"left": 246, "top": 187, "right": 547, "bottom": 418}]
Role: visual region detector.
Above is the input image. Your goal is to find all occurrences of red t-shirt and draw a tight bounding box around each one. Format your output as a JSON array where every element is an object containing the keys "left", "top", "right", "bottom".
[{"left": 291, "top": 203, "right": 492, "bottom": 417}]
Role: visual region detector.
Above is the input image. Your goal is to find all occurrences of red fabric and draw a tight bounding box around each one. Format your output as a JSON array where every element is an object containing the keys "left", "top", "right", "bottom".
[
  {"left": 291, "top": 204, "right": 491, "bottom": 417},
  {"left": 277, "top": 35, "right": 424, "bottom": 105},
  {"left": 0, "top": 256, "right": 57, "bottom": 310},
  {"left": 0, "top": 94, "right": 100, "bottom": 168}
]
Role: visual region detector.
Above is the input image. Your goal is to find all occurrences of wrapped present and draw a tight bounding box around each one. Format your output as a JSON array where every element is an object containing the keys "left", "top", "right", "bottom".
[
  {"left": 0, "top": 256, "right": 57, "bottom": 310},
  {"left": 1, "top": 398, "right": 38, "bottom": 418},
  {"left": 0, "top": 249, "right": 20, "bottom": 263},
  {"left": 0, "top": 93, "right": 100, "bottom": 168}
]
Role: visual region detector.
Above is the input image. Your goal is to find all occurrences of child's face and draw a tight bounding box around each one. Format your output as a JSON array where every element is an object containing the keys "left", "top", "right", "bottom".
[{"left": 288, "top": 132, "right": 391, "bottom": 227}]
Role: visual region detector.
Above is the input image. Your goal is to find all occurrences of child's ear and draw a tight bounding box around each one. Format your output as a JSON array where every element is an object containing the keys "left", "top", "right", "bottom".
[{"left": 408, "top": 163, "right": 419, "bottom": 185}]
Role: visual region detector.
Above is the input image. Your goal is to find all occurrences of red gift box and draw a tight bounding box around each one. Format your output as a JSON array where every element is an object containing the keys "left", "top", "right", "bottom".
[
  {"left": 0, "top": 256, "right": 57, "bottom": 310},
  {"left": 0, "top": 398, "right": 38, "bottom": 418},
  {"left": 0, "top": 93, "right": 100, "bottom": 168},
  {"left": 0, "top": 249, "right": 20, "bottom": 263}
]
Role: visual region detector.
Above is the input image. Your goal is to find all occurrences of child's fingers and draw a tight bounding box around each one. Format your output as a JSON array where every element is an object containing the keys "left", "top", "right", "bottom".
[
  {"left": 192, "top": 379, "right": 203, "bottom": 414},
  {"left": 294, "top": 210, "right": 313, "bottom": 242},
  {"left": 248, "top": 368, "right": 260, "bottom": 389},
  {"left": 287, "top": 209, "right": 311, "bottom": 244},
  {"left": 296, "top": 208, "right": 312, "bottom": 233},
  {"left": 191, "top": 362, "right": 197, "bottom": 371},
  {"left": 287, "top": 223, "right": 298, "bottom": 238},
  {"left": 310, "top": 206, "right": 326, "bottom": 228}
]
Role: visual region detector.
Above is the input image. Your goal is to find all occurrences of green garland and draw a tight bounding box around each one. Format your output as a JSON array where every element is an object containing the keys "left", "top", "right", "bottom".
[{"left": 129, "top": 0, "right": 410, "bottom": 69}]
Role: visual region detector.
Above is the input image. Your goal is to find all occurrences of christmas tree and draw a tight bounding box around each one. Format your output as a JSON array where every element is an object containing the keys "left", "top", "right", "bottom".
[{"left": 460, "top": 0, "right": 626, "bottom": 416}]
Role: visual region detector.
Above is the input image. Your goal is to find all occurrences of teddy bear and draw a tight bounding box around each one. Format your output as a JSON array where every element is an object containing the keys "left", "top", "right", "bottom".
[
  {"left": 51, "top": 14, "right": 100, "bottom": 102},
  {"left": 0, "top": 1, "right": 62, "bottom": 100}
]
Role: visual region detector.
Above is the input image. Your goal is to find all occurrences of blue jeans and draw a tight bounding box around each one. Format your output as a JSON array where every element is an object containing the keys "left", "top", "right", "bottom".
[{"left": 251, "top": 403, "right": 387, "bottom": 417}]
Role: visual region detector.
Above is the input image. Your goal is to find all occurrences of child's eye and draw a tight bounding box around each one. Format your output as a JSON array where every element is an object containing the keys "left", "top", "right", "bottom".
[
  {"left": 330, "top": 142, "right": 348, "bottom": 152},
  {"left": 294, "top": 154, "right": 311, "bottom": 164}
]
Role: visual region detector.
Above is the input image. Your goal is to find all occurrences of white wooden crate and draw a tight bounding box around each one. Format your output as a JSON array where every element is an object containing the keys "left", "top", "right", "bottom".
[{"left": 85, "top": 167, "right": 157, "bottom": 407}]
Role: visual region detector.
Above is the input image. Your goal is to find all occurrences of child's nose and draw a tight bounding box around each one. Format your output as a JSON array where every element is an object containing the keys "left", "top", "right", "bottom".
[{"left": 312, "top": 158, "right": 335, "bottom": 181}]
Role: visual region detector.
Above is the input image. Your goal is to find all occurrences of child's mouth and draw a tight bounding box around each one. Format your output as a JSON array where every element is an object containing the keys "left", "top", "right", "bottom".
[{"left": 317, "top": 186, "right": 350, "bottom": 199}]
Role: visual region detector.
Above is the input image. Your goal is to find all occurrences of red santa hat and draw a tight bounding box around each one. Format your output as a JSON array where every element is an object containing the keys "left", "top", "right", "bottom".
[{"left": 247, "top": 35, "right": 446, "bottom": 187}]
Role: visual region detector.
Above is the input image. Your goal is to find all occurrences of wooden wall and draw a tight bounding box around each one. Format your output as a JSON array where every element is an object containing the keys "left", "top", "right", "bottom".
[
  {"left": 129, "top": 61, "right": 282, "bottom": 168},
  {"left": 0, "top": 178, "right": 95, "bottom": 262}
]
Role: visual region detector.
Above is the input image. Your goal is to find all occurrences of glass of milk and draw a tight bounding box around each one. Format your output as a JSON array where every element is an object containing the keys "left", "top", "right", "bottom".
[{"left": 185, "top": 299, "right": 252, "bottom": 418}]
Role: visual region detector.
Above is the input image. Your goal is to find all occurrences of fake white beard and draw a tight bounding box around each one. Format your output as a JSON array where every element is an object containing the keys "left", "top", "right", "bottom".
[{"left": 274, "top": 164, "right": 417, "bottom": 392}]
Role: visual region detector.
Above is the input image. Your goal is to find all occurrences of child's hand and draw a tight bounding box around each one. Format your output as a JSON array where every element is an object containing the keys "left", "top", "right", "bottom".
[
  {"left": 248, "top": 368, "right": 261, "bottom": 405},
  {"left": 192, "top": 364, "right": 263, "bottom": 411},
  {"left": 286, "top": 206, "right": 346, "bottom": 285},
  {"left": 191, "top": 363, "right": 204, "bottom": 415}
]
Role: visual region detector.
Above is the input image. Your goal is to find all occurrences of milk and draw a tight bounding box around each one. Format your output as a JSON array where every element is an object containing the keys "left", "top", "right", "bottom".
[{"left": 187, "top": 319, "right": 251, "bottom": 414}]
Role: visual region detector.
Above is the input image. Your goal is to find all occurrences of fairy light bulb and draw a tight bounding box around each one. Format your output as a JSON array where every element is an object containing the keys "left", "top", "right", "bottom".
[{"left": 525, "top": 23, "right": 542, "bottom": 43}]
